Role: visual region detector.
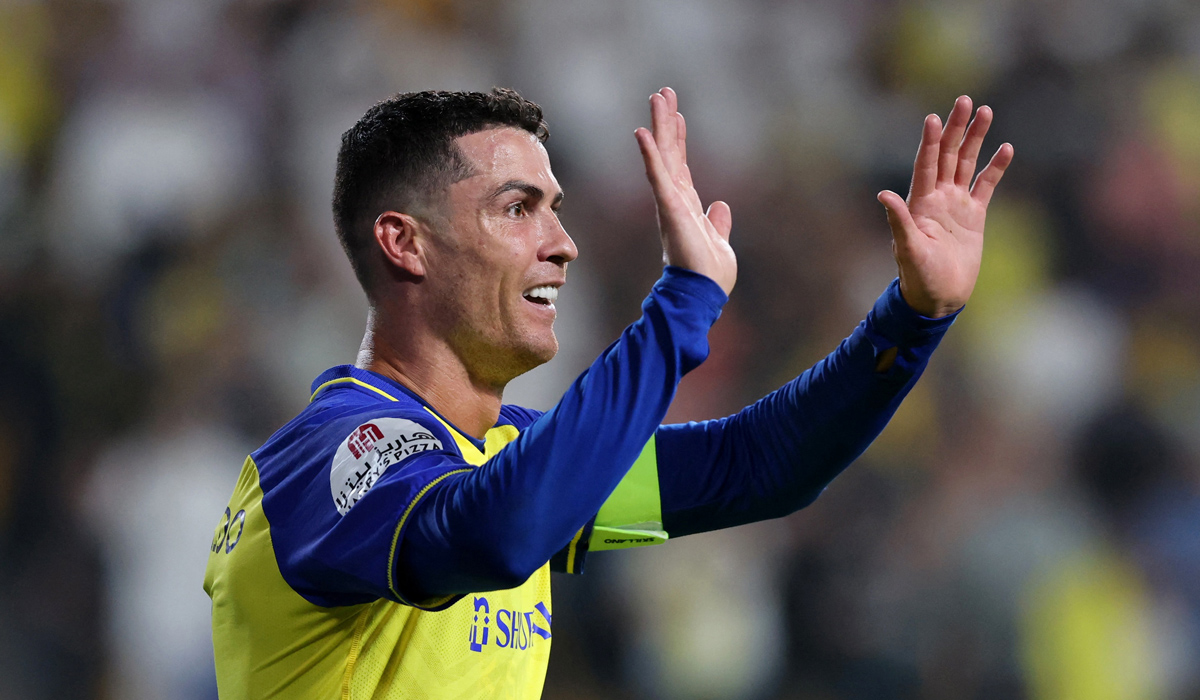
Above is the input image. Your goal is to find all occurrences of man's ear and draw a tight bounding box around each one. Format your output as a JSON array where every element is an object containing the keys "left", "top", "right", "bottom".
[{"left": 373, "top": 211, "right": 426, "bottom": 278}]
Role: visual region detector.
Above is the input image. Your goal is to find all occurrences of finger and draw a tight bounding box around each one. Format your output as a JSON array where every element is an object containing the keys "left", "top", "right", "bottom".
[
  {"left": 649, "top": 92, "right": 670, "bottom": 148},
  {"left": 910, "top": 114, "right": 942, "bottom": 199},
  {"left": 652, "top": 91, "right": 681, "bottom": 171},
  {"left": 650, "top": 92, "right": 681, "bottom": 178},
  {"left": 663, "top": 89, "right": 684, "bottom": 176},
  {"left": 636, "top": 127, "right": 672, "bottom": 201},
  {"left": 636, "top": 127, "right": 688, "bottom": 218},
  {"left": 937, "top": 95, "right": 973, "bottom": 184},
  {"left": 954, "top": 105, "right": 993, "bottom": 188},
  {"left": 662, "top": 86, "right": 679, "bottom": 116},
  {"left": 878, "top": 190, "right": 919, "bottom": 245},
  {"left": 675, "top": 114, "right": 701, "bottom": 214},
  {"left": 662, "top": 88, "right": 685, "bottom": 173},
  {"left": 970, "top": 143, "right": 1014, "bottom": 207},
  {"left": 706, "top": 201, "right": 732, "bottom": 241},
  {"left": 676, "top": 112, "right": 688, "bottom": 166}
]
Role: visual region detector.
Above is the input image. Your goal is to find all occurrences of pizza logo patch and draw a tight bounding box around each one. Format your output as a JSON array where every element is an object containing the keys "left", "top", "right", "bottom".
[{"left": 330, "top": 417, "right": 443, "bottom": 515}]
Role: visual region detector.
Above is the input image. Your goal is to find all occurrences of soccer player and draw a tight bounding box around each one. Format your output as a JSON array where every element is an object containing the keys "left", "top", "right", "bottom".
[{"left": 204, "top": 87, "right": 1011, "bottom": 698}]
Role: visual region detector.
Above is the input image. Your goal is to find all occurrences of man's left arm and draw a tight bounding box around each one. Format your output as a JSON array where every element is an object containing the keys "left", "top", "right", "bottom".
[
  {"left": 655, "top": 280, "right": 953, "bottom": 536},
  {"left": 597, "top": 95, "right": 1013, "bottom": 542}
]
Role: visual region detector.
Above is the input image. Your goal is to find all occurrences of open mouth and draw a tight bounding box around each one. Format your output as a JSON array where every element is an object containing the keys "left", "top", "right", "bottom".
[{"left": 523, "top": 285, "right": 559, "bottom": 307}]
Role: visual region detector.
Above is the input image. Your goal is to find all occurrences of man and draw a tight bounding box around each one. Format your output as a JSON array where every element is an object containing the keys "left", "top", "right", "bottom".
[{"left": 205, "top": 87, "right": 1011, "bottom": 698}]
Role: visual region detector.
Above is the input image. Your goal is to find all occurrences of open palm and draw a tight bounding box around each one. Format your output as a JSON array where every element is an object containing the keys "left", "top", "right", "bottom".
[
  {"left": 636, "top": 88, "right": 737, "bottom": 296},
  {"left": 878, "top": 96, "right": 1014, "bottom": 318}
]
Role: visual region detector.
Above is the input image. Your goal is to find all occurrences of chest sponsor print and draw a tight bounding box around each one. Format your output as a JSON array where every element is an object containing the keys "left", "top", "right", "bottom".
[
  {"left": 468, "top": 596, "right": 552, "bottom": 653},
  {"left": 329, "top": 417, "right": 443, "bottom": 515}
]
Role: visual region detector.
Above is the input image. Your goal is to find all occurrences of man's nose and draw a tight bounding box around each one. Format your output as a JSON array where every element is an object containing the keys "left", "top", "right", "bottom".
[{"left": 542, "top": 215, "right": 578, "bottom": 265}]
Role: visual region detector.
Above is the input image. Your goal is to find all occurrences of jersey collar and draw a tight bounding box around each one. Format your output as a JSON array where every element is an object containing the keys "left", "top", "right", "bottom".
[{"left": 309, "top": 365, "right": 486, "bottom": 451}]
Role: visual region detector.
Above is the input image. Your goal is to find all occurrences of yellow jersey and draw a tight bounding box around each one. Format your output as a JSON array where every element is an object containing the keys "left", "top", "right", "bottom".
[{"left": 205, "top": 365, "right": 664, "bottom": 699}]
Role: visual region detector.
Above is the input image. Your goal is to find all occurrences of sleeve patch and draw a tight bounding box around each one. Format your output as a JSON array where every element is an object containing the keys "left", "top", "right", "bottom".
[{"left": 330, "top": 417, "right": 443, "bottom": 515}]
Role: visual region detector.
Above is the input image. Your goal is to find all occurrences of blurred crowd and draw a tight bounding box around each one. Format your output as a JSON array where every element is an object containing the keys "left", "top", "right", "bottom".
[{"left": 2, "top": 0, "right": 1200, "bottom": 699}]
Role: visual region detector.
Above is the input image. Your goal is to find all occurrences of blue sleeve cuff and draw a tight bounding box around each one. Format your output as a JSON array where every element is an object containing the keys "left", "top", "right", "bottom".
[
  {"left": 656, "top": 266, "right": 729, "bottom": 320},
  {"left": 864, "top": 278, "right": 959, "bottom": 349}
]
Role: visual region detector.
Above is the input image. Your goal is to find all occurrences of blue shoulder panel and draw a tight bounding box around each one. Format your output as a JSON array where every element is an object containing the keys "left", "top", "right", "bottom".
[{"left": 254, "top": 366, "right": 472, "bottom": 608}]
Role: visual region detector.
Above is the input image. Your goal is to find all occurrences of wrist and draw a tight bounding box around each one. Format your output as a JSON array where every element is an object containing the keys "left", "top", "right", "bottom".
[
  {"left": 898, "top": 278, "right": 964, "bottom": 318},
  {"left": 867, "top": 278, "right": 960, "bottom": 348},
  {"left": 658, "top": 266, "right": 729, "bottom": 311}
]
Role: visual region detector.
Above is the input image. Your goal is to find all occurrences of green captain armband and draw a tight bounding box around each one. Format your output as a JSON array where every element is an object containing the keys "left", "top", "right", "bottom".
[{"left": 589, "top": 435, "right": 668, "bottom": 551}]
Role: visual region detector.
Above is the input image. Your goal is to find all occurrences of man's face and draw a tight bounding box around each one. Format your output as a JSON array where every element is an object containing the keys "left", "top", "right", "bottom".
[{"left": 420, "top": 127, "right": 577, "bottom": 386}]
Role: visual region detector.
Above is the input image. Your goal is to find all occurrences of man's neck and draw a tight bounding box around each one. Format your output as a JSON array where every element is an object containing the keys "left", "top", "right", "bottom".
[{"left": 356, "top": 310, "right": 504, "bottom": 440}]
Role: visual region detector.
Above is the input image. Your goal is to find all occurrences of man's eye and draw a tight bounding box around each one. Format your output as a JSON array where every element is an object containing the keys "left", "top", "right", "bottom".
[{"left": 508, "top": 202, "right": 526, "bottom": 216}]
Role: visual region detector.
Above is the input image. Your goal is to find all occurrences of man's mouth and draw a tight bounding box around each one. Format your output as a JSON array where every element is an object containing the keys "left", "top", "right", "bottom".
[{"left": 523, "top": 285, "right": 559, "bottom": 307}]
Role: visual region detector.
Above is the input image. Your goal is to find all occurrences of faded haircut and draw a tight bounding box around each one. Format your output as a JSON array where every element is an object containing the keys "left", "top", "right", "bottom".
[{"left": 332, "top": 88, "right": 550, "bottom": 293}]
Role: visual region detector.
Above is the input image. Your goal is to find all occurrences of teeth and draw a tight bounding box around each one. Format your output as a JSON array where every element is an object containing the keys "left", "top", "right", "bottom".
[{"left": 525, "top": 286, "right": 558, "bottom": 303}]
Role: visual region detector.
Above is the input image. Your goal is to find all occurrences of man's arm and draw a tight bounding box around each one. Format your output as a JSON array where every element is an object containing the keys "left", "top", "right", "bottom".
[
  {"left": 396, "top": 268, "right": 723, "bottom": 603},
  {"left": 620, "top": 96, "right": 1014, "bottom": 538},
  {"left": 655, "top": 280, "right": 953, "bottom": 536}
]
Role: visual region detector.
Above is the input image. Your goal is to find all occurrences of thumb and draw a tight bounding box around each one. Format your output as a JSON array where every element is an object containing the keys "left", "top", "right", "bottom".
[
  {"left": 705, "top": 201, "right": 732, "bottom": 241},
  {"left": 877, "top": 190, "right": 917, "bottom": 245}
]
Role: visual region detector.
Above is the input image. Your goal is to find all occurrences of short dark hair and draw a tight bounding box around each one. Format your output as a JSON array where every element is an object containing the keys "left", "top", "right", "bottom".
[{"left": 332, "top": 88, "right": 550, "bottom": 293}]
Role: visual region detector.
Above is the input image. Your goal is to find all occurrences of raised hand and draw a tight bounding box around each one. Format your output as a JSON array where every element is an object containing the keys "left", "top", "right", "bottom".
[
  {"left": 636, "top": 88, "right": 737, "bottom": 296},
  {"left": 878, "top": 96, "right": 1014, "bottom": 318}
]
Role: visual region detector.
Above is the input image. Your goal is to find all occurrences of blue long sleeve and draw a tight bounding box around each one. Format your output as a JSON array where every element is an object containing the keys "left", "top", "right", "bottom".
[
  {"left": 656, "top": 278, "right": 958, "bottom": 537},
  {"left": 398, "top": 267, "right": 727, "bottom": 600}
]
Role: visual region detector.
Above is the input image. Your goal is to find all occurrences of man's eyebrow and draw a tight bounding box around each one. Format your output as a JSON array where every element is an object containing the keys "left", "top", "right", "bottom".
[
  {"left": 489, "top": 180, "right": 565, "bottom": 208},
  {"left": 489, "top": 180, "right": 543, "bottom": 200}
]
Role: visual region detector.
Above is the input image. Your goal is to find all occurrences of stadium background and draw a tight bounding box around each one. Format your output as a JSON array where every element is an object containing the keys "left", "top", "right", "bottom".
[{"left": 2, "top": 0, "right": 1200, "bottom": 698}]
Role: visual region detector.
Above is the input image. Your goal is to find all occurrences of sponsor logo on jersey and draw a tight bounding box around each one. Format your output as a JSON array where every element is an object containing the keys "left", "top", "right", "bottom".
[
  {"left": 330, "top": 417, "right": 443, "bottom": 515},
  {"left": 604, "top": 536, "right": 657, "bottom": 545},
  {"left": 469, "top": 596, "right": 551, "bottom": 652},
  {"left": 211, "top": 507, "right": 246, "bottom": 554}
]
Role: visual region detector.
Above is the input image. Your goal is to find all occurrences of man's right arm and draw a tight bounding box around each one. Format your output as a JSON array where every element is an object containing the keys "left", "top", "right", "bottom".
[
  {"left": 396, "top": 87, "right": 738, "bottom": 605},
  {"left": 394, "top": 266, "right": 726, "bottom": 604}
]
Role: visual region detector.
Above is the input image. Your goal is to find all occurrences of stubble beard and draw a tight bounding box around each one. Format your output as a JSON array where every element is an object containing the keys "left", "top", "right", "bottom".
[{"left": 452, "top": 321, "right": 558, "bottom": 391}]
